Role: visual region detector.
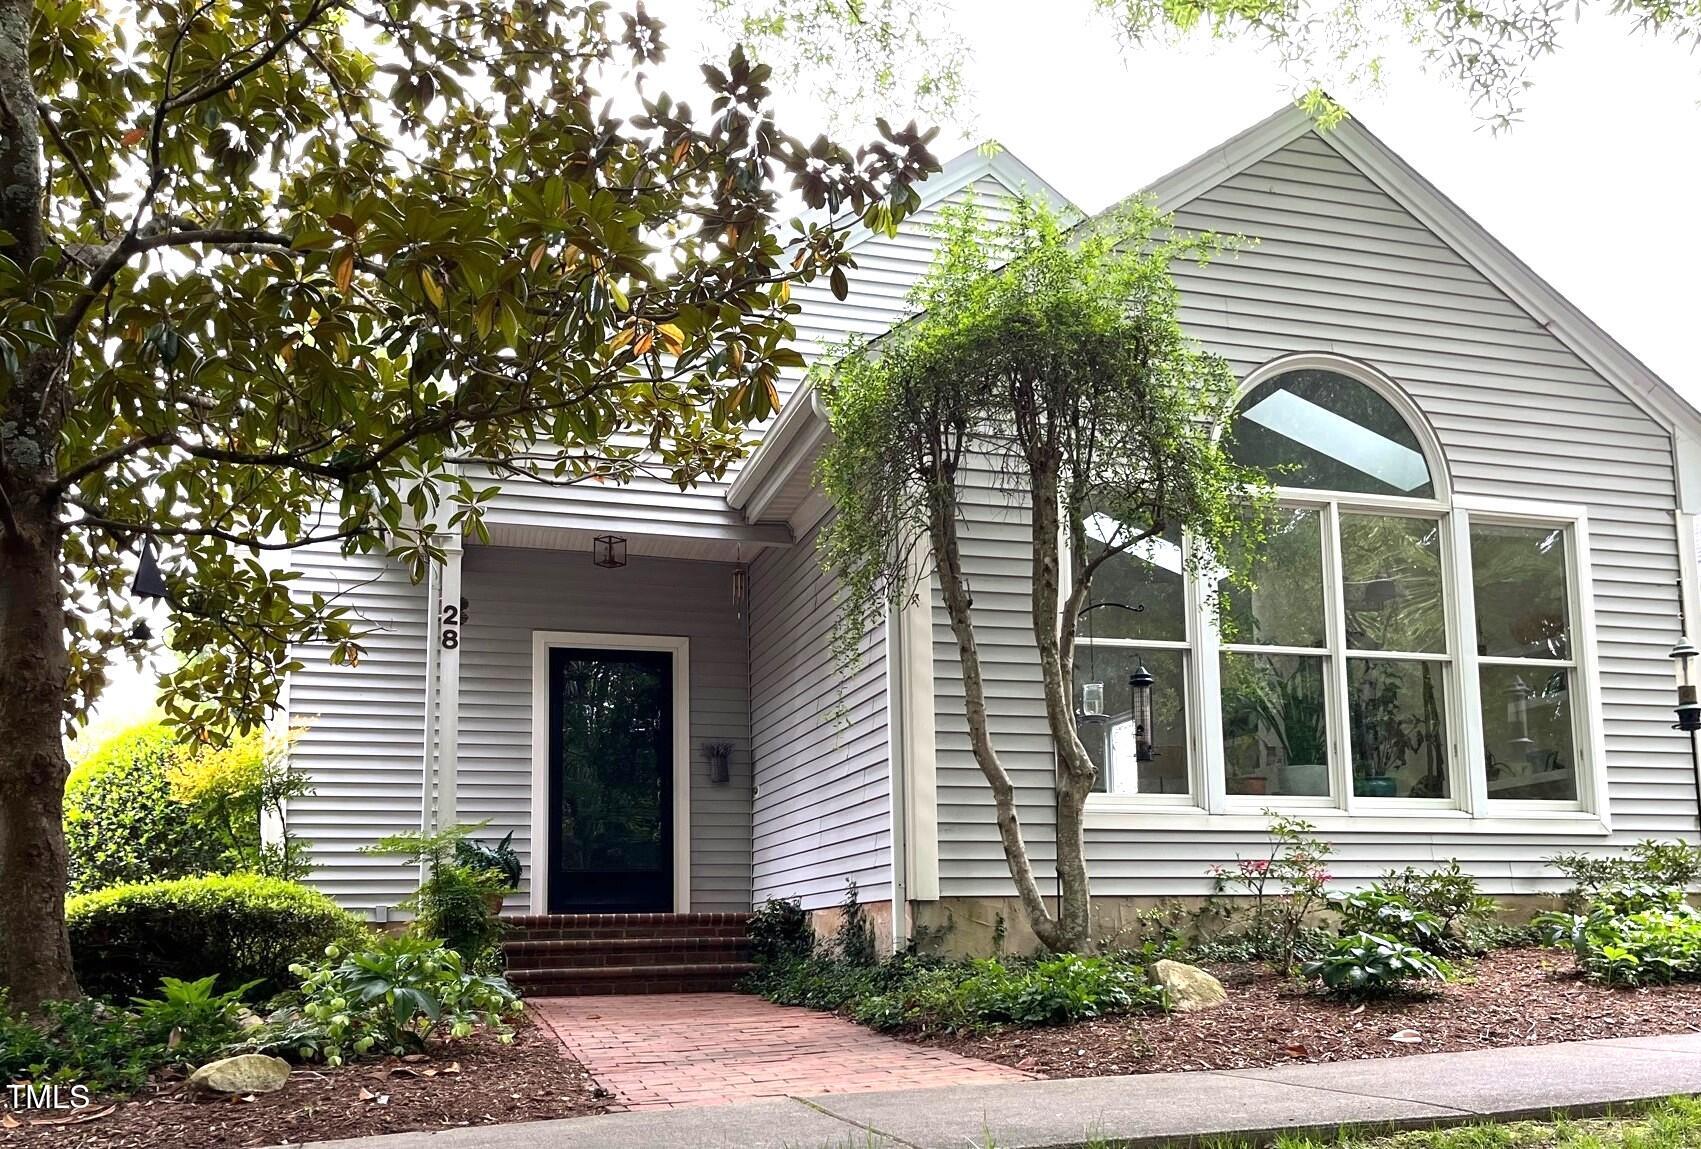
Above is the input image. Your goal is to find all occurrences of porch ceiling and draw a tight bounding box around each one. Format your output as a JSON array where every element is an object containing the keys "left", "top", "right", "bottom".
[{"left": 481, "top": 520, "right": 788, "bottom": 563}]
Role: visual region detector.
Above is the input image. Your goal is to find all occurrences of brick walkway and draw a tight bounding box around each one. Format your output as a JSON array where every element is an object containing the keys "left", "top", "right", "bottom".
[{"left": 528, "top": 992, "right": 1034, "bottom": 1109}]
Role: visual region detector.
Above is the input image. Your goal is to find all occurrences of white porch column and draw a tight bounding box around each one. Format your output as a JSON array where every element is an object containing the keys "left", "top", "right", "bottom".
[{"left": 435, "top": 534, "right": 464, "bottom": 829}]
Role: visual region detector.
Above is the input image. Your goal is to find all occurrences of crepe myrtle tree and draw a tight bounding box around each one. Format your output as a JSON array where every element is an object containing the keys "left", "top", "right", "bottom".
[
  {"left": 817, "top": 197, "right": 1270, "bottom": 953},
  {"left": 0, "top": 0, "right": 937, "bottom": 1007}
]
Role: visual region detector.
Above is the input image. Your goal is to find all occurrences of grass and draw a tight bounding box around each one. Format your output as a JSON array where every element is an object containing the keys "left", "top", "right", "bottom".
[
  {"left": 790, "top": 1098, "right": 1701, "bottom": 1149},
  {"left": 962, "top": 1097, "right": 1701, "bottom": 1149}
]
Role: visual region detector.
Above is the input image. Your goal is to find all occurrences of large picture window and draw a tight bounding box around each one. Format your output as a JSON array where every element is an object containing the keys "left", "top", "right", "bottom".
[{"left": 1079, "top": 354, "right": 1601, "bottom": 828}]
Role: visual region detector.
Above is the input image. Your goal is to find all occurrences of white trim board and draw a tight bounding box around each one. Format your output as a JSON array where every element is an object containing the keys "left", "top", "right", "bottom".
[{"left": 528, "top": 630, "right": 692, "bottom": 915}]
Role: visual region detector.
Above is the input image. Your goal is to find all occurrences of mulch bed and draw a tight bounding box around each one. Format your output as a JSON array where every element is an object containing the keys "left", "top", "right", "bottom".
[
  {"left": 0, "top": 1015, "right": 609, "bottom": 1149},
  {"left": 908, "top": 947, "right": 1701, "bottom": 1078}
]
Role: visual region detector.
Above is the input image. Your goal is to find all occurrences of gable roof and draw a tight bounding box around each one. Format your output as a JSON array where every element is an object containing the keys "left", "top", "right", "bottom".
[
  {"left": 732, "top": 109, "right": 1701, "bottom": 527},
  {"left": 1141, "top": 103, "right": 1701, "bottom": 445}
]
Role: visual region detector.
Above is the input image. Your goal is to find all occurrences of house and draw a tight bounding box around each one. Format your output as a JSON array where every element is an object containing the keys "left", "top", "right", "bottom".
[{"left": 280, "top": 104, "right": 1701, "bottom": 967}]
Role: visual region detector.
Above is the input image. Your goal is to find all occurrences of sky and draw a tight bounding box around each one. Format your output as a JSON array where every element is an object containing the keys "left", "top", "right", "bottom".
[{"left": 82, "top": 6, "right": 1701, "bottom": 741}]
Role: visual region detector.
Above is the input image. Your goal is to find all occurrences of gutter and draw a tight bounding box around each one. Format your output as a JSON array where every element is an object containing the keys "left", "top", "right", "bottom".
[{"left": 725, "top": 380, "right": 833, "bottom": 522}]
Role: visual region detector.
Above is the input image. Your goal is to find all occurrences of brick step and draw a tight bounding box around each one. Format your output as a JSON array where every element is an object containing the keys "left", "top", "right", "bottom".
[
  {"left": 503, "top": 936, "right": 752, "bottom": 970},
  {"left": 501, "top": 913, "right": 752, "bottom": 943},
  {"left": 509, "top": 961, "right": 756, "bottom": 997}
]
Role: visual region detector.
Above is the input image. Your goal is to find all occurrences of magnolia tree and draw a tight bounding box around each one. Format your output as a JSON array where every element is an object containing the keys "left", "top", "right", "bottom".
[
  {"left": 0, "top": 0, "right": 937, "bottom": 1007},
  {"left": 817, "top": 199, "right": 1270, "bottom": 953}
]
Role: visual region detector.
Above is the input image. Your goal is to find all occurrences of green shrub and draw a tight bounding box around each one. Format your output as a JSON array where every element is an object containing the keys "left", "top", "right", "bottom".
[
  {"left": 64, "top": 723, "right": 219, "bottom": 894},
  {"left": 64, "top": 721, "right": 314, "bottom": 894},
  {"left": 1376, "top": 861, "right": 1500, "bottom": 949},
  {"left": 1204, "top": 813, "right": 1335, "bottom": 972},
  {"left": 1537, "top": 883, "right": 1701, "bottom": 986},
  {"left": 67, "top": 873, "right": 369, "bottom": 999},
  {"left": 242, "top": 935, "right": 521, "bottom": 1065},
  {"left": 1550, "top": 840, "right": 1701, "bottom": 910},
  {"left": 0, "top": 976, "right": 249, "bottom": 1094},
  {"left": 1301, "top": 932, "right": 1453, "bottom": 996},
  {"left": 835, "top": 879, "right": 877, "bottom": 966},
  {"left": 748, "top": 897, "right": 814, "bottom": 966},
  {"left": 1327, "top": 889, "right": 1445, "bottom": 953}
]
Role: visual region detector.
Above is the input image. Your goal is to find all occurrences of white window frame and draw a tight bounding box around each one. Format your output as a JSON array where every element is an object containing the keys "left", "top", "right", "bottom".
[{"left": 1084, "top": 353, "right": 1610, "bottom": 836}]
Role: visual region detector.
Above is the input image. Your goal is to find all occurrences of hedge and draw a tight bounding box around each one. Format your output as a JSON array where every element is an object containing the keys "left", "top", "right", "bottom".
[{"left": 67, "top": 874, "right": 369, "bottom": 999}]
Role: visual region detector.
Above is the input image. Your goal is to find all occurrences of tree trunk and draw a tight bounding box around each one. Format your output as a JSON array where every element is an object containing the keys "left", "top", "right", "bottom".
[
  {"left": 1025, "top": 467, "right": 1095, "bottom": 953},
  {"left": 929, "top": 497, "right": 1067, "bottom": 953},
  {"left": 0, "top": 22, "right": 79, "bottom": 1007},
  {"left": 0, "top": 492, "right": 79, "bottom": 1008}
]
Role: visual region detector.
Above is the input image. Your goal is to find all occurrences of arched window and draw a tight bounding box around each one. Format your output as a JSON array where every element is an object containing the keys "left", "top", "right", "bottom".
[
  {"left": 1216, "top": 361, "right": 1453, "bottom": 807},
  {"left": 1228, "top": 367, "right": 1436, "bottom": 498}
]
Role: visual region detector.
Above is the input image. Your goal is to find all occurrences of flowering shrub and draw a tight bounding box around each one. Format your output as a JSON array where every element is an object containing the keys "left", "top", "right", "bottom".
[{"left": 1207, "top": 813, "right": 1334, "bottom": 971}]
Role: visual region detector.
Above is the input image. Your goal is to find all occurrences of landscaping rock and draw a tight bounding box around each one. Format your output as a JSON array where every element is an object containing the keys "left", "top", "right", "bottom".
[
  {"left": 187, "top": 1054, "right": 292, "bottom": 1095},
  {"left": 1151, "top": 959, "right": 1227, "bottom": 1012}
]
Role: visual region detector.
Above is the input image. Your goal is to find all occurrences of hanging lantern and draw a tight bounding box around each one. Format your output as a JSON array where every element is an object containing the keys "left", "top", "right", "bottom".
[
  {"left": 592, "top": 534, "right": 627, "bottom": 568},
  {"left": 1671, "top": 639, "right": 1701, "bottom": 732},
  {"left": 131, "top": 538, "right": 169, "bottom": 600},
  {"left": 1129, "top": 662, "right": 1155, "bottom": 763}
]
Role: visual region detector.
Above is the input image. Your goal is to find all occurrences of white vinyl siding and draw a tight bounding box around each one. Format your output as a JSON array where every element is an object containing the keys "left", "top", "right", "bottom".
[
  {"left": 456, "top": 546, "right": 753, "bottom": 911},
  {"left": 932, "top": 130, "right": 1694, "bottom": 899},
  {"left": 749, "top": 519, "right": 892, "bottom": 909},
  {"left": 284, "top": 547, "right": 431, "bottom": 915}
]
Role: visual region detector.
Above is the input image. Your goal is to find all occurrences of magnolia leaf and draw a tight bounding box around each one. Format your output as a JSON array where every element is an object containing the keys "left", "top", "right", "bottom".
[{"left": 419, "top": 266, "right": 444, "bottom": 308}]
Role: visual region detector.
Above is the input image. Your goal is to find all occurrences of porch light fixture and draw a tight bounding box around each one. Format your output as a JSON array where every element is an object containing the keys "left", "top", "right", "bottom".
[
  {"left": 592, "top": 534, "right": 627, "bottom": 568},
  {"left": 1129, "top": 662, "right": 1156, "bottom": 763},
  {"left": 1671, "top": 639, "right": 1701, "bottom": 732},
  {"left": 131, "top": 538, "right": 169, "bottom": 600}
]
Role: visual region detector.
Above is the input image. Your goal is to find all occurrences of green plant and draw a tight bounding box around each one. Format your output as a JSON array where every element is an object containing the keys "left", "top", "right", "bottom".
[
  {"left": 366, "top": 824, "right": 508, "bottom": 965},
  {"left": 1207, "top": 813, "right": 1335, "bottom": 971},
  {"left": 246, "top": 935, "right": 521, "bottom": 1066},
  {"left": 748, "top": 897, "right": 815, "bottom": 966},
  {"left": 63, "top": 724, "right": 221, "bottom": 895},
  {"left": 66, "top": 873, "right": 369, "bottom": 999},
  {"left": 836, "top": 879, "right": 878, "bottom": 967},
  {"left": 0, "top": 976, "right": 250, "bottom": 1094},
  {"left": 1301, "top": 931, "right": 1453, "bottom": 996},
  {"left": 1327, "top": 889, "right": 1445, "bottom": 953},
  {"left": 1537, "top": 883, "right": 1701, "bottom": 986},
  {"left": 171, "top": 728, "right": 316, "bottom": 881},
  {"left": 1549, "top": 840, "right": 1701, "bottom": 911},
  {"left": 455, "top": 830, "right": 522, "bottom": 891},
  {"left": 1376, "top": 861, "right": 1500, "bottom": 951}
]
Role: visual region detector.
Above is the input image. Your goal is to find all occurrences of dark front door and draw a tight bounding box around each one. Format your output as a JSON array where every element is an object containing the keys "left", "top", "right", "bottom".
[{"left": 546, "top": 646, "right": 673, "bottom": 913}]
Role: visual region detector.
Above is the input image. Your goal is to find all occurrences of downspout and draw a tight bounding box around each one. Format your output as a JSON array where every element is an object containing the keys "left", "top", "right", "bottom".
[
  {"left": 420, "top": 557, "right": 443, "bottom": 838},
  {"left": 886, "top": 594, "right": 909, "bottom": 955}
]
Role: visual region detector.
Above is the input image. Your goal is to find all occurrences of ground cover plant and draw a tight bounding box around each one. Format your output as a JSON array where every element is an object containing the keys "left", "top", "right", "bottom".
[{"left": 1538, "top": 882, "right": 1701, "bottom": 986}]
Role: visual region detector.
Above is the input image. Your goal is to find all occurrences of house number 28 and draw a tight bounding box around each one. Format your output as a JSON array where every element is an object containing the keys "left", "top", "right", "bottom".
[{"left": 441, "top": 600, "right": 468, "bottom": 650}]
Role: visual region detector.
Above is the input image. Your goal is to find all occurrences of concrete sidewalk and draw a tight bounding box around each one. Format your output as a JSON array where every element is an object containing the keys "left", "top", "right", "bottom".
[{"left": 308, "top": 1032, "right": 1701, "bottom": 1149}]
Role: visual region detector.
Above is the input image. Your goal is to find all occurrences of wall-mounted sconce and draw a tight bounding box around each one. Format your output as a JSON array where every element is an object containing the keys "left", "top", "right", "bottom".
[
  {"left": 704, "top": 741, "right": 733, "bottom": 786},
  {"left": 592, "top": 534, "right": 627, "bottom": 568}
]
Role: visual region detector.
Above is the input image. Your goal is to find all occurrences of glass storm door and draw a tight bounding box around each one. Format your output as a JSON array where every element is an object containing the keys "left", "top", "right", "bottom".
[{"left": 546, "top": 647, "right": 673, "bottom": 912}]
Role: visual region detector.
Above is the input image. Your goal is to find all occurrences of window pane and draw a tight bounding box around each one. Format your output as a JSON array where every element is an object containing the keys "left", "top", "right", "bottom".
[
  {"left": 1221, "top": 507, "right": 1326, "bottom": 648},
  {"left": 1080, "top": 646, "right": 1189, "bottom": 797},
  {"left": 1229, "top": 369, "right": 1435, "bottom": 498},
  {"left": 1480, "top": 664, "right": 1578, "bottom": 801},
  {"left": 1079, "top": 519, "right": 1185, "bottom": 642},
  {"left": 1220, "top": 652, "right": 1330, "bottom": 797},
  {"left": 1471, "top": 523, "right": 1571, "bottom": 660},
  {"left": 1348, "top": 659, "right": 1450, "bottom": 798},
  {"left": 1340, "top": 514, "right": 1446, "bottom": 653}
]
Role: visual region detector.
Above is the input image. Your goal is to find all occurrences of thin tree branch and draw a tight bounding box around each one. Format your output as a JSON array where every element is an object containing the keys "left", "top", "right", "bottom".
[
  {"left": 67, "top": 500, "right": 368, "bottom": 552},
  {"left": 160, "top": 0, "right": 345, "bottom": 115},
  {"left": 35, "top": 100, "right": 107, "bottom": 232}
]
